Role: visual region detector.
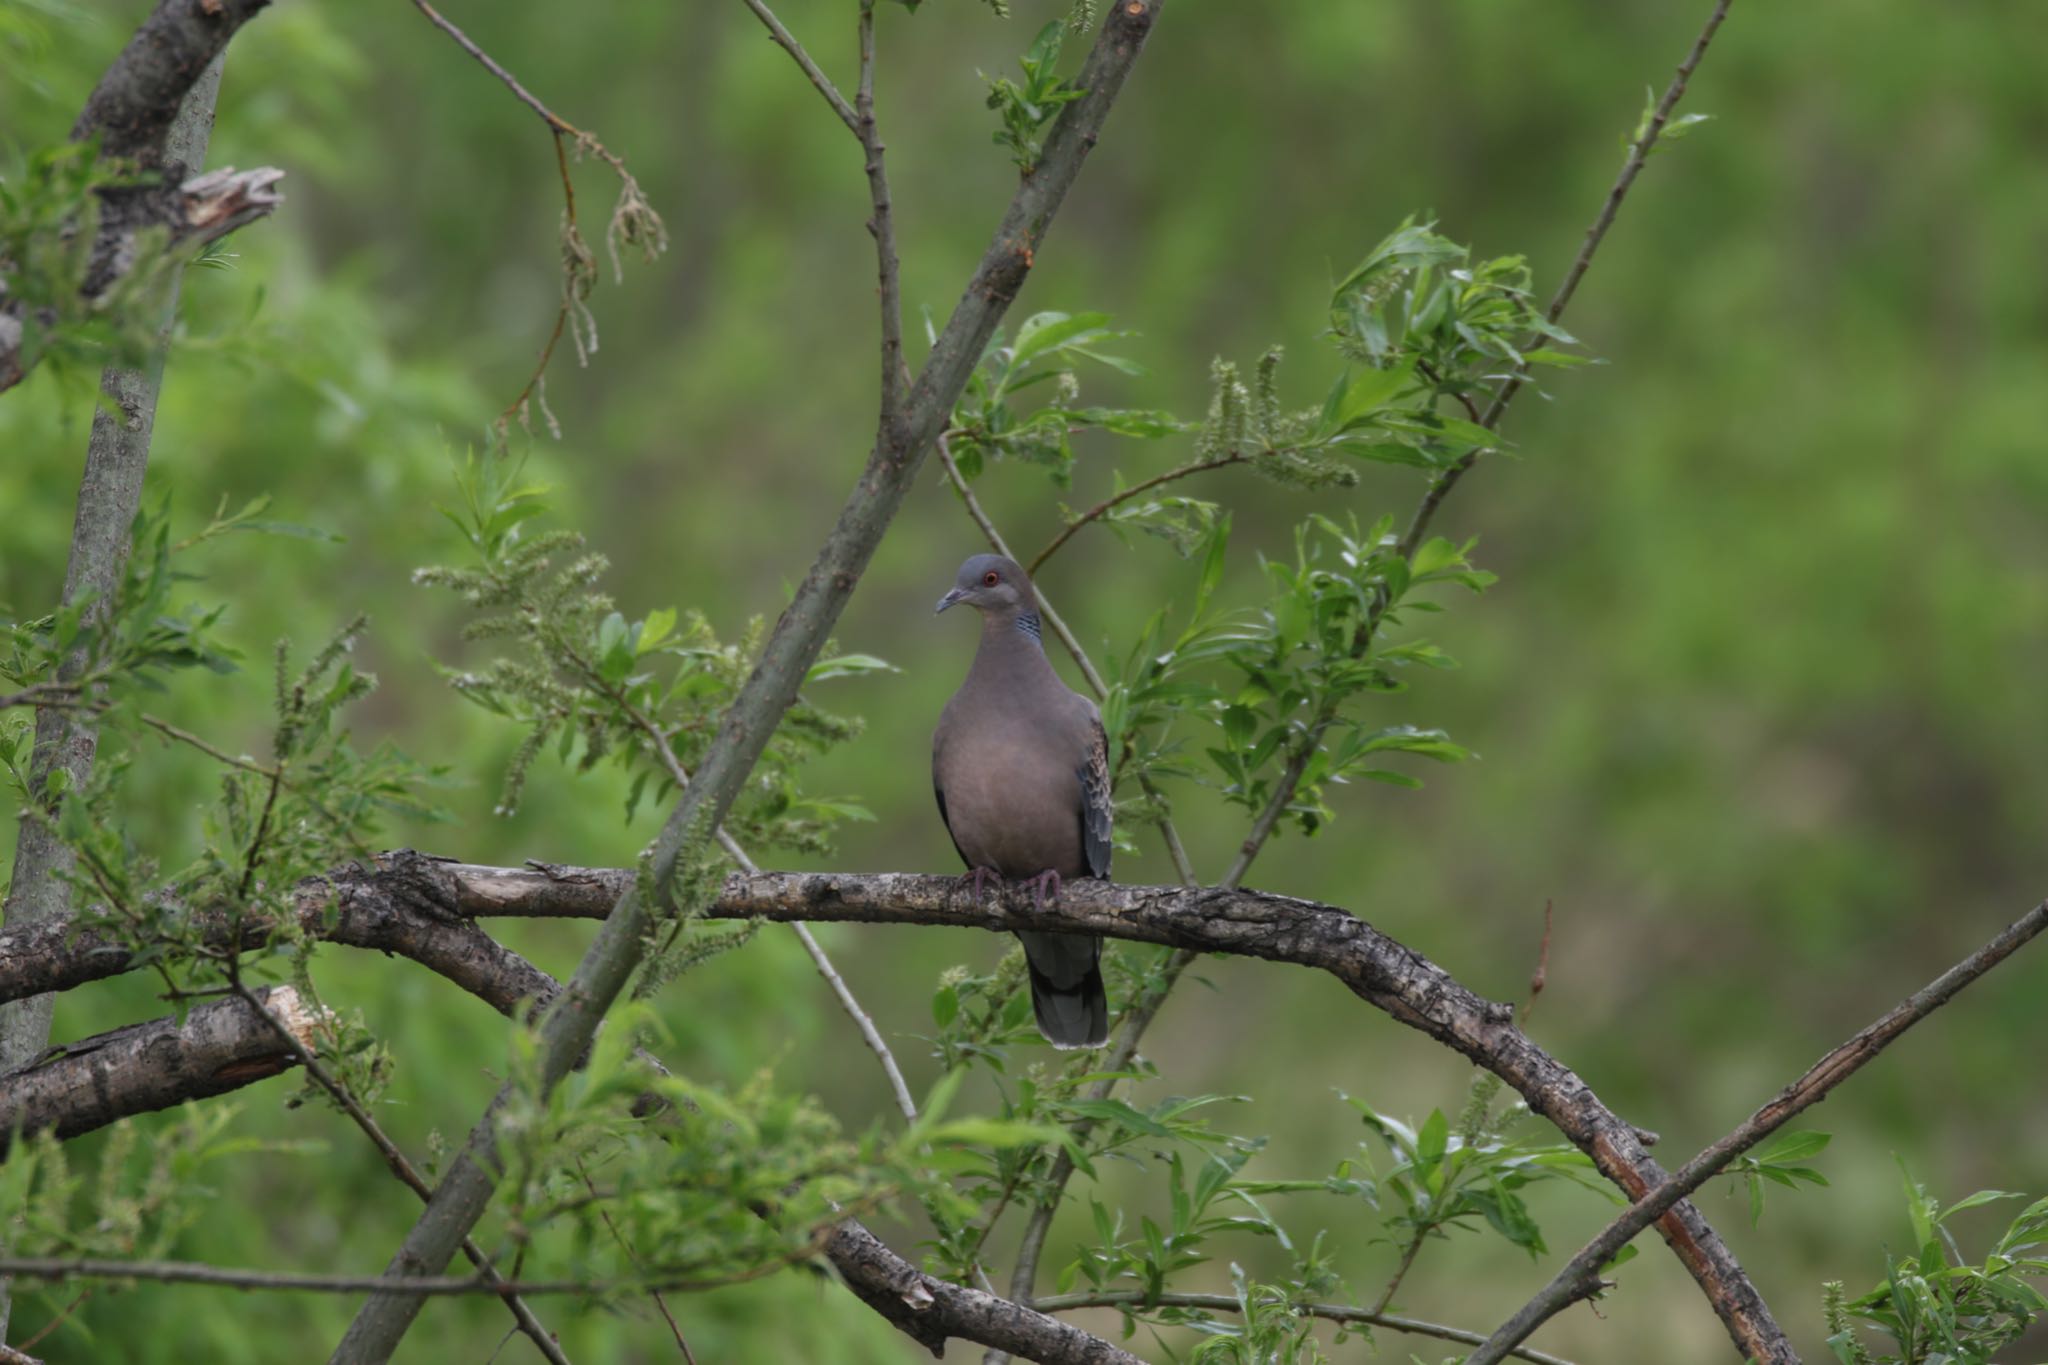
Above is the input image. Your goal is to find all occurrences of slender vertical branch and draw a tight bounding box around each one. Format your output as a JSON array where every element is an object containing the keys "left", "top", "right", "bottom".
[
  {"left": 1468, "top": 897, "right": 2048, "bottom": 1365},
  {"left": 983, "top": 0, "right": 1752, "bottom": 1350},
  {"left": 606, "top": 679, "right": 918, "bottom": 1126},
  {"left": 856, "top": 0, "right": 908, "bottom": 426},
  {"left": 334, "top": 10, "right": 1165, "bottom": 1358},
  {"left": 1235, "top": 0, "right": 1736, "bottom": 889},
  {"left": 0, "top": 54, "right": 228, "bottom": 1345}
]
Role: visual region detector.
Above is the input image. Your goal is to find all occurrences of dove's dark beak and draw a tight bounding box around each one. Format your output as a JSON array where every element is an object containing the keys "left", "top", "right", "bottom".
[{"left": 934, "top": 588, "right": 968, "bottom": 615}]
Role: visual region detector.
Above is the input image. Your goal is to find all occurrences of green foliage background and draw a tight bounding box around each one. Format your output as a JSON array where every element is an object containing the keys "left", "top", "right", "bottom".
[{"left": 5, "top": 1, "right": 2048, "bottom": 1360}]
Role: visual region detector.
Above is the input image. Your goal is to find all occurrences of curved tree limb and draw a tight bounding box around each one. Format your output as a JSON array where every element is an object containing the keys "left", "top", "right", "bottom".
[
  {"left": 11, "top": 862, "right": 2037, "bottom": 1362},
  {"left": 1466, "top": 896, "right": 2048, "bottom": 1365},
  {"left": 0, "top": 871, "right": 1142, "bottom": 1365}
]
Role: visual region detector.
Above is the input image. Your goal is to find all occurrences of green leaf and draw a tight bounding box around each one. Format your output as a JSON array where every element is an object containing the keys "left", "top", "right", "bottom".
[{"left": 1318, "top": 360, "right": 1417, "bottom": 434}]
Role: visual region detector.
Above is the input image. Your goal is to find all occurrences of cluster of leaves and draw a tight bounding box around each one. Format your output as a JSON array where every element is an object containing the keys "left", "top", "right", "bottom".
[
  {"left": 983, "top": 21, "right": 1085, "bottom": 173},
  {"left": 1322, "top": 218, "right": 1582, "bottom": 460},
  {"left": 0, "top": 139, "right": 184, "bottom": 389},
  {"left": 0, "top": 1105, "right": 323, "bottom": 1276},
  {"left": 945, "top": 310, "right": 1180, "bottom": 487},
  {"left": 1823, "top": 1166, "right": 2048, "bottom": 1364},
  {"left": 414, "top": 452, "right": 884, "bottom": 860},
  {"left": 486, "top": 1002, "right": 1059, "bottom": 1295},
  {"left": 3, "top": 501, "right": 433, "bottom": 1054},
  {"left": 924, "top": 1067, "right": 1638, "bottom": 1362}
]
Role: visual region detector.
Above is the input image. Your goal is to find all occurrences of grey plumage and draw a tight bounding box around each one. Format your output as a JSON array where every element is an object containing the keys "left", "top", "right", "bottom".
[{"left": 933, "top": 554, "right": 1111, "bottom": 1049}]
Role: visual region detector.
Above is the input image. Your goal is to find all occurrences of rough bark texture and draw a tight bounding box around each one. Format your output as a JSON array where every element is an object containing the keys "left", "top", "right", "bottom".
[
  {"left": 0, "top": 53, "right": 237, "bottom": 1343},
  {"left": 330, "top": 8, "right": 1165, "bottom": 1362},
  {"left": 69, "top": 0, "right": 269, "bottom": 164},
  {"left": 0, "top": 855, "right": 1791, "bottom": 1358},
  {"left": 0, "top": 861, "right": 1139, "bottom": 1365},
  {"left": 824, "top": 1221, "right": 1143, "bottom": 1365},
  {"left": 0, "top": 984, "right": 317, "bottom": 1153},
  {"left": 0, "top": 0, "right": 284, "bottom": 398},
  {"left": 0, "top": 852, "right": 557, "bottom": 1017}
]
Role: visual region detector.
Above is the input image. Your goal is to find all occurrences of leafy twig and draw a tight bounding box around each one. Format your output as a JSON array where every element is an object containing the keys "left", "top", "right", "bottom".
[
  {"left": 1027, "top": 450, "right": 1246, "bottom": 575},
  {"left": 1397, "top": 0, "right": 1735, "bottom": 560}
]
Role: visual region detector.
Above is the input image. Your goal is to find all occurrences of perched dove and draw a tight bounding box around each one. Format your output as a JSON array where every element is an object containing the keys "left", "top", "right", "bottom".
[{"left": 933, "top": 554, "right": 1111, "bottom": 1049}]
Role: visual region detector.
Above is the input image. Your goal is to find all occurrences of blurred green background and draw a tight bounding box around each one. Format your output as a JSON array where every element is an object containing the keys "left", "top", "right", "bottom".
[{"left": 5, "top": 1, "right": 2048, "bottom": 1360}]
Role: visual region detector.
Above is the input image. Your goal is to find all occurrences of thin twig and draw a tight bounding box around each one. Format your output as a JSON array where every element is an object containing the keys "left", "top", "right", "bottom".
[
  {"left": 226, "top": 977, "right": 573, "bottom": 1365},
  {"left": 409, "top": 0, "right": 580, "bottom": 140},
  {"left": 608, "top": 679, "right": 918, "bottom": 1124},
  {"left": 1027, "top": 451, "right": 1245, "bottom": 575},
  {"left": 1523, "top": 898, "right": 1554, "bottom": 1024},
  {"left": 578, "top": 1164, "right": 697, "bottom": 1363},
  {"left": 1371, "top": 1227, "right": 1430, "bottom": 1315},
  {"left": 407, "top": 0, "right": 649, "bottom": 442},
  {"left": 1031, "top": 1289, "right": 1578, "bottom": 1365},
  {"left": 0, "top": 1258, "right": 799, "bottom": 1298},
  {"left": 739, "top": 0, "right": 861, "bottom": 134},
  {"left": 856, "top": 0, "right": 909, "bottom": 427},
  {"left": 1398, "top": 0, "right": 1734, "bottom": 561},
  {"left": 1469, "top": 896, "right": 2048, "bottom": 1365},
  {"left": 12, "top": 1289, "right": 88, "bottom": 1353}
]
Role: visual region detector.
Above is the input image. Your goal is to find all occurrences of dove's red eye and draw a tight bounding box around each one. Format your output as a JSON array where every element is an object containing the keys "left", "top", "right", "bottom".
[{"left": 982, "top": 570, "right": 1000, "bottom": 586}]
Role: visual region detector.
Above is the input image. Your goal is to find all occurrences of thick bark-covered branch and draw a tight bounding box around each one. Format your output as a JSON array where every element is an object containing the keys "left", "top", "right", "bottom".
[
  {"left": 824, "top": 1222, "right": 1141, "bottom": 1365},
  {"left": 333, "top": 6, "right": 1166, "bottom": 1360},
  {"left": 0, "top": 985, "right": 316, "bottom": 1153},
  {"left": 0, "top": 1, "right": 283, "bottom": 397},
  {"left": 0, "top": 853, "right": 557, "bottom": 1017},
  {"left": 0, "top": 867, "right": 1136, "bottom": 1365},
  {"left": 1466, "top": 896, "right": 2048, "bottom": 1365},
  {"left": 0, "top": 857, "right": 1789, "bottom": 1355},
  {"left": 71, "top": 0, "right": 270, "bottom": 164}
]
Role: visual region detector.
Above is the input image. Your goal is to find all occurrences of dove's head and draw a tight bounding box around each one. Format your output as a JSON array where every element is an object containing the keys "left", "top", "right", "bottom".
[{"left": 936, "top": 554, "right": 1036, "bottom": 620}]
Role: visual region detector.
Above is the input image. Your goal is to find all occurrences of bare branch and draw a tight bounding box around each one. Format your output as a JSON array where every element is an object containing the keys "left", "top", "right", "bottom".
[
  {"left": 1031, "top": 1289, "right": 1578, "bottom": 1365},
  {"left": 824, "top": 1222, "right": 1143, "bottom": 1365},
  {"left": 0, "top": 884, "right": 1134, "bottom": 1365},
  {"left": 1467, "top": 896, "right": 2048, "bottom": 1365},
  {"left": 856, "top": 0, "right": 908, "bottom": 427},
  {"left": 604, "top": 679, "right": 918, "bottom": 1126},
  {"left": 0, "top": 1233, "right": 1140, "bottom": 1365},
  {"left": 739, "top": 0, "right": 861, "bottom": 134},
  {"left": 70, "top": 0, "right": 267, "bottom": 164},
  {"left": 332, "top": 7, "right": 1167, "bottom": 1358}
]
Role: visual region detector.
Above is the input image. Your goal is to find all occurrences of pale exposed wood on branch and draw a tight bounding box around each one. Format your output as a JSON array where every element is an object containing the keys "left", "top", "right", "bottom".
[
  {"left": 0, "top": 985, "right": 317, "bottom": 1153},
  {"left": 0, "top": 0, "right": 284, "bottom": 397},
  {"left": 0, "top": 865, "right": 1140, "bottom": 1365}
]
